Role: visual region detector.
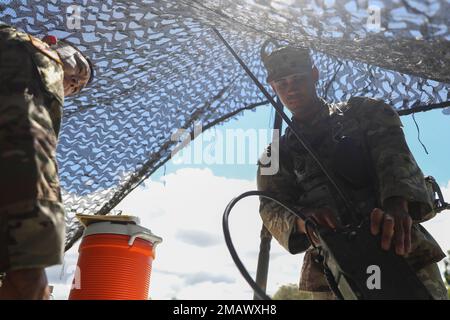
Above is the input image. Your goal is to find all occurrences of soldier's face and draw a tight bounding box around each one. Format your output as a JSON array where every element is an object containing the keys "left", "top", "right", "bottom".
[
  {"left": 270, "top": 68, "right": 318, "bottom": 120},
  {"left": 54, "top": 43, "right": 91, "bottom": 96},
  {"left": 62, "top": 58, "right": 90, "bottom": 97}
]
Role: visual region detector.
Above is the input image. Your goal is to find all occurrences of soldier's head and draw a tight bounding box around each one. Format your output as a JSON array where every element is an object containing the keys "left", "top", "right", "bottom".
[
  {"left": 262, "top": 41, "right": 319, "bottom": 120},
  {"left": 43, "top": 36, "right": 94, "bottom": 97}
]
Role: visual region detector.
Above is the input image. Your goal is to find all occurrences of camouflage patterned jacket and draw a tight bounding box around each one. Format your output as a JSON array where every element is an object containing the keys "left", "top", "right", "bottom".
[
  {"left": 257, "top": 97, "right": 446, "bottom": 292},
  {"left": 0, "top": 24, "right": 64, "bottom": 133},
  {"left": 0, "top": 25, "right": 67, "bottom": 272}
]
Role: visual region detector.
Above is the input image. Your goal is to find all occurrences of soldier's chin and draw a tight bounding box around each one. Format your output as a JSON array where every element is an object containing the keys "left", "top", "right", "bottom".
[
  {"left": 290, "top": 104, "right": 314, "bottom": 120},
  {"left": 288, "top": 101, "right": 307, "bottom": 112}
]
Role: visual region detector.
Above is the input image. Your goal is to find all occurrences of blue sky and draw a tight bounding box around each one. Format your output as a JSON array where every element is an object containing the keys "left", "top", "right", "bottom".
[
  {"left": 152, "top": 105, "right": 274, "bottom": 181},
  {"left": 401, "top": 109, "right": 450, "bottom": 186},
  {"left": 154, "top": 104, "right": 450, "bottom": 184}
]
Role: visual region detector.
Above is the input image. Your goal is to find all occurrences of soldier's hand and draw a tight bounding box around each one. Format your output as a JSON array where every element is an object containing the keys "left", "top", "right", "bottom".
[
  {"left": 296, "top": 207, "right": 339, "bottom": 232},
  {"left": 370, "top": 197, "right": 412, "bottom": 256},
  {"left": 296, "top": 207, "right": 339, "bottom": 246},
  {"left": 306, "top": 207, "right": 339, "bottom": 229}
]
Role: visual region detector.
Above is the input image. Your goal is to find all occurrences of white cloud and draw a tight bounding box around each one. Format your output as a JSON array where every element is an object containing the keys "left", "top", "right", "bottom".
[
  {"left": 174, "top": 229, "right": 221, "bottom": 247},
  {"left": 47, "top": 171, "right": 450, "bottom": 300},
  {"left": 47, "top": 168, "right": 302, "bottom": 300},
  {"left": 46, "top": 242, "right": 80, "bottom": 299}
]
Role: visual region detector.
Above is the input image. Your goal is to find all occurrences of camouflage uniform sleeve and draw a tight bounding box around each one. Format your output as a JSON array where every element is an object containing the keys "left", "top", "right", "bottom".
[
  {"left": 0, "top": 26, "right": 65, "bottom": 272},
  {"left": 256, "top": 144, "right": 310, "bottom": 254},
  {"left": 351, "top": 97, "right": 434, "bottom": 222}
]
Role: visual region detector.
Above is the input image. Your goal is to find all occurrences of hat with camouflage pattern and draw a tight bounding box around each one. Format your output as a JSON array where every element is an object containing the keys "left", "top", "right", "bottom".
[{"left": 261, "top": 39, "right": 312, "bottom": 83}]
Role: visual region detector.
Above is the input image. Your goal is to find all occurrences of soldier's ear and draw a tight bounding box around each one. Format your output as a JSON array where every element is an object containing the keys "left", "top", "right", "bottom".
[{"left": 311, "top": 66, "right": 319, "bottom": 83}]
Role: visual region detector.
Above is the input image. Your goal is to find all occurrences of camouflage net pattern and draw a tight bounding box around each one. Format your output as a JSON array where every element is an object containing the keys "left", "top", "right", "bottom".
[{"left": 0, "top": 0, "right": 448, "bottom": 250}]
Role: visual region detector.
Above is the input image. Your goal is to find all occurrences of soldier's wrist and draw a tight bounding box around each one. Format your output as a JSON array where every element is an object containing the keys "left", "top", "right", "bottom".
[{"left": 295, "top": 216, "right": 307, "bottom": 234}]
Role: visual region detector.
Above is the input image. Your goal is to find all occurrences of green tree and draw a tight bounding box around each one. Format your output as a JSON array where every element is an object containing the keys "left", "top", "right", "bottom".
[{"left": 272, "top": 283, "right": 313, "bottom": 300}]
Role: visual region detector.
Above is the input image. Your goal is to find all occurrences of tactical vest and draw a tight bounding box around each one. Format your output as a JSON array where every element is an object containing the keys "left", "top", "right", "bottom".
[{"left": 279, "top": 99, "right": 381, "bottom": 224}]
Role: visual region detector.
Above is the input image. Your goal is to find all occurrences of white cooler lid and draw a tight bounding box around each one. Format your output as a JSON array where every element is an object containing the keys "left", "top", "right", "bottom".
[{"left": 83, "top": 221, "right": 163, "bottom": 247}]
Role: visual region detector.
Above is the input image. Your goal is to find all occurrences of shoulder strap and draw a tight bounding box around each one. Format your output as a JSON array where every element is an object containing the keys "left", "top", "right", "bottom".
[{"left": 27, "top": 34, "right": 63, "bottom": 66}]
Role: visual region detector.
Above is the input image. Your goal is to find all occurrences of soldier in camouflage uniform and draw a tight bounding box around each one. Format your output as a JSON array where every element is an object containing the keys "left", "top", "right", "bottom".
[
  {"left": 0, "top": 25, "right": 93, "bottom": 299},
  {"left": 257, "top": 45, "right": 447, "bottom": 299}
]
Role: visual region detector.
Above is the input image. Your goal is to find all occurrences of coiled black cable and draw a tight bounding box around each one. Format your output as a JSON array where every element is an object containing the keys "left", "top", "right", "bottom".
[{"left": 222, "top": 190, "right": 309, "bottom": 300}]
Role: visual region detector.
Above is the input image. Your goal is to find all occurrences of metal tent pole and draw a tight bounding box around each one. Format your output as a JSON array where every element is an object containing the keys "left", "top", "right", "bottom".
[{"left": 253, "top": 99, "right": 283, "bottom": 300}]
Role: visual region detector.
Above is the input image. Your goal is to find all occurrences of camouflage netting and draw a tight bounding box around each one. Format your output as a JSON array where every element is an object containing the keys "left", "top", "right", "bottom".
[{"left": 0, "top": 0, "right": 449, "bottom": 250}]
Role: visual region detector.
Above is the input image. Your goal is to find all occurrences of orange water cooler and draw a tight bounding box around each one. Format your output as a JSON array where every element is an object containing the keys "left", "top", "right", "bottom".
[{"left": 68, "top": 216, "right": 162, "bottom": 300}]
